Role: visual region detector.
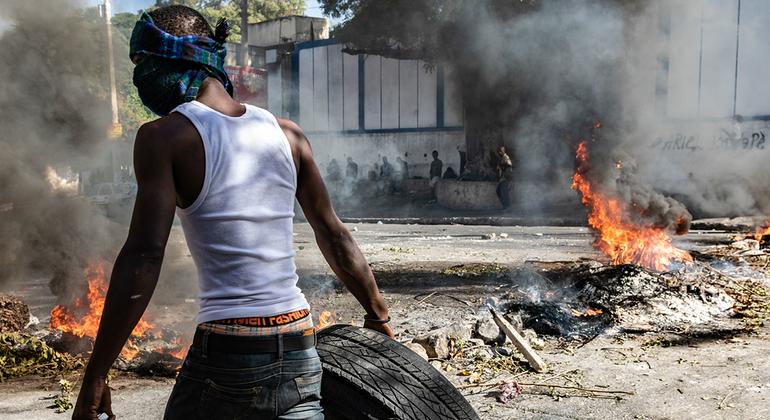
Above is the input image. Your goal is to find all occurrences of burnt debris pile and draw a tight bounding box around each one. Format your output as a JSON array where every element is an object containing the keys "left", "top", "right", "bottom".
[{"left": 497, "top": 262, "right": 738, "bottom": 339}]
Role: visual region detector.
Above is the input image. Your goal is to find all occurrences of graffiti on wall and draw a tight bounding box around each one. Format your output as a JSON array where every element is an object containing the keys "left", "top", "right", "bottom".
[{"left": 651, "top": 126, "right": 767, "bottom": 153}]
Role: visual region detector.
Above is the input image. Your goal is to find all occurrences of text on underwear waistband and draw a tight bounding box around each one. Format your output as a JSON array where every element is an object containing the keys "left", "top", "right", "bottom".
[{"left": 210, "top": 308, "right": 311, "bottom": 327}]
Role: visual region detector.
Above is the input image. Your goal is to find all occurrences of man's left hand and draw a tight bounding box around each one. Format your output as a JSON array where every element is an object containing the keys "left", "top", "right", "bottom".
[{"left": 363, "top": 319, "right": 395, "bottom": 338}]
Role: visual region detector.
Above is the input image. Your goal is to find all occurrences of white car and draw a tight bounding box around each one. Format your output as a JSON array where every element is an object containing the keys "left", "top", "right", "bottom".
[{"left": 87, "top": 182, "right": 135, "bottom": 207}]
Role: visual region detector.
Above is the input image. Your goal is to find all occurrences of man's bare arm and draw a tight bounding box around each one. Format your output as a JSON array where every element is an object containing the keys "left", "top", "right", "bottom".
[
  {"left": 74, "top": 123, "right": 177, "bottom": 420},
  {"left": 279, "top": 119, "right": 391, "bottom": 334},
  {"left": 83, "top": 124, "right": 176, "bottom": 379}
]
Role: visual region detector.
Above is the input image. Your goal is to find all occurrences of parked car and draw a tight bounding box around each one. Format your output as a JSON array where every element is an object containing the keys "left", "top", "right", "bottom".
[{"left": 87, "top": 182, "right": 136, "bottom": 207}]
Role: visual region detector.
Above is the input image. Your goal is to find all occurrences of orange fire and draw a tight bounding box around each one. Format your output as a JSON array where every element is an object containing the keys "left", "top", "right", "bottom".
[
  {"left": 571, "top": 307, "right": 604, "bottom": 317},
  {"left": 316, "top": 310, "right": 336, "bottom": 330},
  {"left": 753, "top": 220, "right": 770, "bottom": 241},
  {"left": 571, "top": 141, "right": 693, "bottom": 272},
  {"left": 49, "top": 260, "right": 186, "bottom": 361},
  {"left": 156, "top": 336, "right": 189, "bottom": 360}
]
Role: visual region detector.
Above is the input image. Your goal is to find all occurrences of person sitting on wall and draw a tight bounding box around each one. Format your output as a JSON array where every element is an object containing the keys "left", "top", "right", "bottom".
[
  {"left": 346, "top": 156, "right": 359, "bottom": 180},
  {"left": 326, "top": 158, "right": 342, "bottom": 182},
  {"left": 496, "top": 146, "right": 514, "bottom": 209},
  {"left": 379, "top": 156, "right": 394, "bottom": 195},
  {"left": 342, "top": 156, "right": 359, "bottom": 198},
  {"left": 325, "top": 158, "right": 343, "bottom": 200},
  {"left": 429, "top": 150, "right": 443, "bottom": 188},
  {"left": 394, "top": 156, "right": 409, "bottom": 194}
]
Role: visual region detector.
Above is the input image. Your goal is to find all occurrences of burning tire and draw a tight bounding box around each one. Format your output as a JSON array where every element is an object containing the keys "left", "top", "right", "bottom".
[{"left": 316, "top": 325, "right": 480, "bottom": 420}]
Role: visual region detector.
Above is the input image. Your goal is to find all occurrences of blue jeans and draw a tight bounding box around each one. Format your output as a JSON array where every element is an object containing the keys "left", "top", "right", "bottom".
[{"left": 164, "top": 333, "right": 324, "bottom": 420}]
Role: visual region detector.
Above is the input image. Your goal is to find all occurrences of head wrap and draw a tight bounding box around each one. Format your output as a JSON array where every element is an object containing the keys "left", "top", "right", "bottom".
[{"left": 129, "top": 12, "right": 233, "bottom": 116}]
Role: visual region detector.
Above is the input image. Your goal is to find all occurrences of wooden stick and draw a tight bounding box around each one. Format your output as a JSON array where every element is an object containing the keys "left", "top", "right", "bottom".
[
  {"left": 414, "top": 291, "right": 437, "bottom": 305},
  {"left": 488, "top": 307, "right": 548, "bottom": 373},
  {"left": 457, "top": 379, "right": 634, "bottom": 396},
  {"left": 517, "top": 382, "right": 635, "bottom": 395}
]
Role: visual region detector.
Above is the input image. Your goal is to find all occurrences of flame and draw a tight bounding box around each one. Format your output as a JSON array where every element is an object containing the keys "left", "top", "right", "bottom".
[
  {"left": 571, "top": 141, "right": 693, "bottom": 272},
  {"left": 49, "top": 261, "right": 164, "bottom": 360},
  {"left": 45, "top": 166, "right": 78, "bottom": 194},
  {"left": 571, "top": 307, "right": 604, "bottom": 317},
  {"left": 154, "top": 336, "right": 189, "bottom": 360},
  {"left": 754, "top": 221, "right": 770, "bottom": 241},
  {"left": 165, "top": 344, "right": 189, "bottom": 360},
  {"left": 315, "top": 310, "right": 336, "bottom": 330}
]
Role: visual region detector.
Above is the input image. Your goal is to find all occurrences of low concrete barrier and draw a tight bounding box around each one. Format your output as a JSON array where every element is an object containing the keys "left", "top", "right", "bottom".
[
  {"left": 436, "top": 180, "right": 503, "bottom": 210},
  {"left": 403, "top": 178, "right": 432, "bottom": 198}
]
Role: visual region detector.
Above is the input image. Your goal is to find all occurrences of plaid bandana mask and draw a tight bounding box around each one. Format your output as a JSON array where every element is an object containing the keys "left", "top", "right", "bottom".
[{"left": 129, "top": 12, "right": 233, "bottom": 116}]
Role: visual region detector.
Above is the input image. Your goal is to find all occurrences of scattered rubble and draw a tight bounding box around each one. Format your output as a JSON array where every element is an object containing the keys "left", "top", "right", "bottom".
[
  {"left": 413, "top": 322, "right": 473, "bottom": 359},
  {"left": 731, "top": 238, "right": 759, "bottom": 251},
  {"left": 474, "top": 311, "right": 504, "bottom": 344},
  {"left": 402, "top": 342, "right": 429, "bottom": 360},
  {"left": 489, "top": 307, "right": 547, "bottom": 372}
]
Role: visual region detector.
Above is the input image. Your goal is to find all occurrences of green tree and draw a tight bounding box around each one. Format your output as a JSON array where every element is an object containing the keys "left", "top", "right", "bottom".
[
  {"left": 108, "top": 1, "right": 304, "bottom": 131},
  {"left": 153, "top": 0, "right": 305, "bottom": 42}
]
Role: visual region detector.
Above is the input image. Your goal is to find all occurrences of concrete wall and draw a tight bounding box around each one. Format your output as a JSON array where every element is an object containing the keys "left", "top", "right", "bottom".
[
  {"left": 627, "top": 0, "right": 770, "bottom": 215},
  {"left": 436, "top": 180, "right": 502, "bottom": 211},
  {"left": 280, "top": 41, "right": 467, "bottom": 179},
  {"left": 292, "top": 43, "right": 464, "bottom": 133},
  {"left": 663, "top": 0, "right": 770, "bottom": 119},
  {"left": 308, "top": 130, "right": 465, "bottom": 181}
]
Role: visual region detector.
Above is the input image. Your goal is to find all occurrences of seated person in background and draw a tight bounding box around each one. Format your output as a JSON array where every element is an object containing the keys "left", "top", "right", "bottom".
[
  {"left": 429, "top": 150, "right": 443, "bottom": 188},
  {"left": 326, "top": 158, "right": 342, "bottom": 182},
  {"left": 346, "top": 156, "right": 358, "bottom": 180},
  {"left": 378, "top": 156, "right": 394, "bottom": 195}
]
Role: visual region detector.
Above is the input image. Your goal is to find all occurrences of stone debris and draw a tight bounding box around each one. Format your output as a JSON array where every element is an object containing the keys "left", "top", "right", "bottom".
[
  {"left": 475, "top": 313, "right": 503, "bottom": 344},
  {"left": 403, "top": 341, "right": 429, "bottom": 360},
  {"left": 413, "top": 322, "right": 473, "bottom": 359},
  {"left": 731, "top": 239, "right": 759, "bottom": 251},
  {"left": 522, "top": 329, "right": 545, "bottom": 350}
]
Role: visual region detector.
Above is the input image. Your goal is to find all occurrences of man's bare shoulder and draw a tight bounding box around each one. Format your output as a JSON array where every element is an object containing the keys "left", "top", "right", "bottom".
[
  {"left": 276, "top": 118, "right": 307, "bottom": 143},
  {"left": 139, "top": 113, "right": 196, "bottom": 141},
  {"left": 135, "top": 113, "right": 199, "bottom": 155}
]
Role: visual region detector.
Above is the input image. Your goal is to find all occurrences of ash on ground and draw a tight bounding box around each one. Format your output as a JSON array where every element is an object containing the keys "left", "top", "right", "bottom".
[
  {"left": 499, "top": 262, "right": 739, "bottom": 338},
  {"left": 395, "top": 254, "right": 768, "bottom": 391}
]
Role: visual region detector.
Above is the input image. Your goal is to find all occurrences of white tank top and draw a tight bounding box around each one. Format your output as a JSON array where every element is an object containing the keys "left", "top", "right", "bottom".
[{"left": 172, "top": 100, "right": 308, "bottom": 324}]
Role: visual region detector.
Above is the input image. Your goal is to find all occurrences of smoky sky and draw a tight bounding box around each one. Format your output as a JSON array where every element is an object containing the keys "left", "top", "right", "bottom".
[
  {"left": 0, "top": 0, "right": 122, "bottom": 295},
  {"left": 432, "top": 0, "right": 719, "bottom": 228}
]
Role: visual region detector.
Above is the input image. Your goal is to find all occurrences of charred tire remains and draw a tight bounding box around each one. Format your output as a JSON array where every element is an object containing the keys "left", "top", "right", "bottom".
[{"left": 316, "top": 325, "right": 480, "bottom": 420}]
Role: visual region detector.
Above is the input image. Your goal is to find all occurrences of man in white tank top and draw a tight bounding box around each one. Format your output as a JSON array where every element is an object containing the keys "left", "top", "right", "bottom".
[{"left": 73, "top": 6, "right": 391, "bottom": 420}]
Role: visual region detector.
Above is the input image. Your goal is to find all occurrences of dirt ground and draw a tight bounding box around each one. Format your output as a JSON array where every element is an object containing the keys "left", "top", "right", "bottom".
[{"left": 1, "top": 223, "right": 769, "bottom": 419}]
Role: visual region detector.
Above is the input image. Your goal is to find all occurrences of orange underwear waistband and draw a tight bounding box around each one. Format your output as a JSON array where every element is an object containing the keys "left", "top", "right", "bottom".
[{"left": 210, "top": 308, "right": 311, "bottom": 327}]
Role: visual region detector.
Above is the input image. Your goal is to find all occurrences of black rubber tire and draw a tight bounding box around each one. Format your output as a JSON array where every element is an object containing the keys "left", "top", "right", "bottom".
[{"left": 316, "top": 325, "right": 480, "bottom": 420}]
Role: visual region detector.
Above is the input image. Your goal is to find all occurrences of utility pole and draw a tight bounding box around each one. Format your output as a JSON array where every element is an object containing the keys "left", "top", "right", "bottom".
[
  {"left": 104, "top": 0, "right": 121, "bottom": 139},
  {"left": 240, "top": 0, "right": 249, "bottom": 66},
  {"left": 104, "top": 0, "right": 121, "bottom": 186}
]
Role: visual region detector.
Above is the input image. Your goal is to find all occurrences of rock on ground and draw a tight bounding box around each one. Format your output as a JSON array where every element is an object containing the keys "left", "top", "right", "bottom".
[
  {"left": 413, "top": 322, "right": 473, "bottom": 359},
  {"left": 402, "top": 341, "right": 429, "bottom": 360},
  {"left": 475, "top": 311, "right": 504, "bottom": 344}
]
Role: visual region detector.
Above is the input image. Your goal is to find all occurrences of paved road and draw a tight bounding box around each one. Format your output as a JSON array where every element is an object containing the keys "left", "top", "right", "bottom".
[{"left": 0, "top": 223, "right": 755, "bottom": 419}]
